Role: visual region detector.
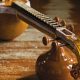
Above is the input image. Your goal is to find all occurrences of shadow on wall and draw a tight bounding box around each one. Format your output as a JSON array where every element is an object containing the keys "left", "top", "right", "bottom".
[
  {"left": 68, "top": 0, "right": 80, "bottom": 35},
  {"left": 30, "top": 0, "right": 50, "bottom": 13}
]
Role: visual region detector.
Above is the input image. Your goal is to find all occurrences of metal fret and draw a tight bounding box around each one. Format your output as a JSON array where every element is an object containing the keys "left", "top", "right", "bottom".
[
  {"left": 12, "top": 1, "right": 60, "bottom": 30},
  {"left": 19, "top": 3, "right": 59, "bottom": 27}
]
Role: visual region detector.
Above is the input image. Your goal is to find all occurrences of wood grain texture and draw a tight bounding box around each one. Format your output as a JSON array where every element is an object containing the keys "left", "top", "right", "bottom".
[{"left": 0, "top": 28, "right": 49, "bottom": 80}]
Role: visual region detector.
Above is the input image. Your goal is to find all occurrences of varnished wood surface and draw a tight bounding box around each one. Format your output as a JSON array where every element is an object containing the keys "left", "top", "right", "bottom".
[{"left": 0, "top": 28, "right": 49, "bottom": 80}]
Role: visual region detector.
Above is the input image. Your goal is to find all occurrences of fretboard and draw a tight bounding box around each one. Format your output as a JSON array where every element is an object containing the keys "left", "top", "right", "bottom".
[
  {"left": 11, "top": 1, "right": 59, "bottom": 30},
  {"left": 22, "top": 6, "right": 58, "bottom": 27}
]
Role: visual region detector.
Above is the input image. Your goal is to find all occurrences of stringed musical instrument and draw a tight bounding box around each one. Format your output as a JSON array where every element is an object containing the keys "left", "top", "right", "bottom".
[
  {"left": 10, "top": 1, "right": 80, "bottom": 80},
  {"left": 2, "top": 1, "right": 80, "bottom": 80}
]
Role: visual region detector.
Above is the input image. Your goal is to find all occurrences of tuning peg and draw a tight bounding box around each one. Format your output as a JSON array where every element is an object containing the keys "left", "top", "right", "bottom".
[
  {"left": 42, "top": 36, "right": 66, "bottom": 47},
  {"left": 42, "top": 36, "right": 54, "bottom": 46},
  {"left": 54, "top": 17, "right": 60, "bottom": 22},
  {"left": 60, "top": 20, "right": 66, "bottom": 26},
  {"left": 54, "top": 17, "right": 66, "bottom": 27},
  {"left": 66, "top": 24, "right": 74, "bottom": 32}
]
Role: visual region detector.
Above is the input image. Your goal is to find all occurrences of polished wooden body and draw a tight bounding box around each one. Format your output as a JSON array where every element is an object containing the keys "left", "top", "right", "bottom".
[
  {"left": 0, "top": 1, "right": 28, "bottom": 40},
  {"left": 36, "top": 42, "right": 78, "bottom": 80}
]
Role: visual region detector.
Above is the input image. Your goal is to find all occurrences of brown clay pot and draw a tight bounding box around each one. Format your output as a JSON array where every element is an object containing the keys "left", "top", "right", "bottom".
[
  {"left": 0, "top": 6, "right": 28, "bottom": 41},
  {"left": 36, "top": 42, "right": 78, "bottom": 80}
]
